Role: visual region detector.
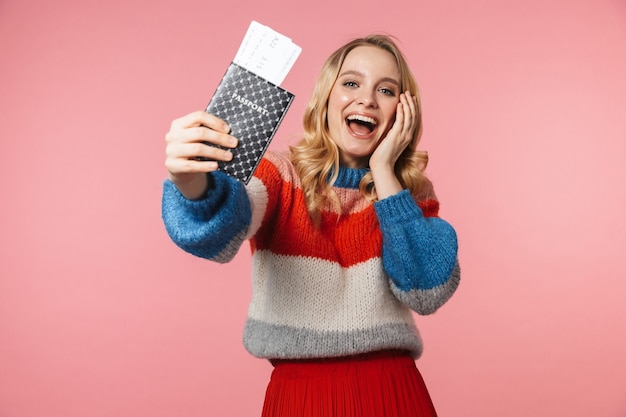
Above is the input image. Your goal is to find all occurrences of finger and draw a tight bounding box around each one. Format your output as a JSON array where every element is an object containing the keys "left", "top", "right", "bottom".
[
  {"left": 403, "top": 92, "right": 416, "bottom": 126},
  {"left": 166, "top": 156, "right": 220, "bottom": 175},
  {"left": 176, "top": 126, "right": 239, "bottom": 149},
  {"left": 394, "top": 100, "right": 413, "bottom": 143},
  {"left": 170, "top": 110, "right": 231, "bottom": 133},
  {"left": 393, "top": 100, "right": 405, "bottom": 134},
  {"left": 400, "top": 92, "right": 417, "bottom": 137},
  {"left": 167, "top": 141, "right": 234, "bottom": 162}
]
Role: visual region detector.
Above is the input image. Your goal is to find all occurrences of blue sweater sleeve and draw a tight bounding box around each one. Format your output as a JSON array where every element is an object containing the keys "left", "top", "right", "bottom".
[
  {"left": 374, "top": 189, "right": 460, "bottom": 314},
  {"left": 161, "top": 172, "right": 252, "bottom": 263}
]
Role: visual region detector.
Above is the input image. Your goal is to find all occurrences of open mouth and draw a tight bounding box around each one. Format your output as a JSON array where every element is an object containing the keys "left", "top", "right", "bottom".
[{"left": 346, "top": 114, "right": 377, "bottom": 136}]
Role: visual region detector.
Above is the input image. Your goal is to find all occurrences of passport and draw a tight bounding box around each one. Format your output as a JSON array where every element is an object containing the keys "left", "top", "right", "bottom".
[
  {"left": 204, "top": 21, "right": 300, "bottom": 184},
  {"left": 206, "top": 62, "right": 295, "bottom": 184}
]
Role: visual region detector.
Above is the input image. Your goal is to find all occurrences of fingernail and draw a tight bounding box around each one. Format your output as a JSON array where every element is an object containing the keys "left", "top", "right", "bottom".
[{"left": 229, "top": 137, "right": 238, "bottom": 147}]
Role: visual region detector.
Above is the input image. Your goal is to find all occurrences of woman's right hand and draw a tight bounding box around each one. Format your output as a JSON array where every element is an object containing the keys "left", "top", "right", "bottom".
[{"left": 164, "top": 110, "right": 238, "bottom": 199}]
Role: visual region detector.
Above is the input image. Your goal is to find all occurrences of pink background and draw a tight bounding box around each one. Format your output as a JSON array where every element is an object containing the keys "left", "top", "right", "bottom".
[{"left": 1, "top": 0, "right": 625, "bottom": 416}]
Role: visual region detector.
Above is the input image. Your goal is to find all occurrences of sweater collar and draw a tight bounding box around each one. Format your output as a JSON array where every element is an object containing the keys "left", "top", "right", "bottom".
[{"left": 333, "top": 166, "right": 369, "bottom": 189}]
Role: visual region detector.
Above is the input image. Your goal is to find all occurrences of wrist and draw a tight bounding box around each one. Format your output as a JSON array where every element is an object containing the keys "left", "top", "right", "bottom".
[
  {"left": 370, "top": 166, "right": 402, "bottom": 200},
  {"left": 170, "top": 173, "right": 209, "bottom": 200}
]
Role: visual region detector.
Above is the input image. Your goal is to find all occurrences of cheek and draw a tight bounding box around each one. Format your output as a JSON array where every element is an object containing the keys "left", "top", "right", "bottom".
[
  {"left": 327, "top": 92, "right": 350, "bottom": 128},
  {"left": 383, "top": 103, "right": 399, "bottom": 125},
  {"left": 376, "top": 105, "right": 398, "bottom": 138},
  {"left": 328, "top": 92, "right": 350, "bottom": 112}
]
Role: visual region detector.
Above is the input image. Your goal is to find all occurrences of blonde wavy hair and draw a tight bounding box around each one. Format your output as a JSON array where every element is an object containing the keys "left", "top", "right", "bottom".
[{"left": 290, "top": 34, "right": 428, "bottom": 224}]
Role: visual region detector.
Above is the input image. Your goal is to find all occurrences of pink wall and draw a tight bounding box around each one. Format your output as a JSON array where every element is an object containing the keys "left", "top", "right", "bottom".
[{"left": 1, "top": 0, "right": 625, "bottom": 416}]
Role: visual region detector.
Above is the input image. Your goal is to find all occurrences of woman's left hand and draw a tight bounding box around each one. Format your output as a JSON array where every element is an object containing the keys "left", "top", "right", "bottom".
[{"left": 369, "top": 91, "right": 419, "bottom": 199}]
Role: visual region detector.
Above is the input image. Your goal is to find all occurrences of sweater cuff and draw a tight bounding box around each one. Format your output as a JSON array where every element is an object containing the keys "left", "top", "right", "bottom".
[
  {"left": 374, "top": 189, "right": 423, "bottom": 223},
  {"left": 163, "top": 171, "right": 240, "bottom": 220}
]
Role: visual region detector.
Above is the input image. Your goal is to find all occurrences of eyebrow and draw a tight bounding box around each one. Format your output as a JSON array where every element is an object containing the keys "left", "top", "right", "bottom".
[{"left": 338, "top": 70, "right": 400, "bottom": 86}]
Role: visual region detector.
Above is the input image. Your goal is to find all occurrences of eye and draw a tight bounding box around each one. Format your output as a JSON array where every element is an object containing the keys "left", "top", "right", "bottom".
[
  {"left": 343, "top": 80, "right": 358, "bottom": 88},
  {"left": 379, "top": 87, "right": 397, "bottom": 96}
]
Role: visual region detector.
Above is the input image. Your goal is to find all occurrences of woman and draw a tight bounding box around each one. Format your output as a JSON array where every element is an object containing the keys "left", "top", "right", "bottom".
[{"left": 162, "top": 34, "right": 460, "bottom": 417}]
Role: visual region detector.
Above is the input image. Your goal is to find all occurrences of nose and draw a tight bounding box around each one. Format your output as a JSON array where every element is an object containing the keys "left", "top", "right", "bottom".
[{"left": 357, "top": 89, "right": 378, "bottom": 108}]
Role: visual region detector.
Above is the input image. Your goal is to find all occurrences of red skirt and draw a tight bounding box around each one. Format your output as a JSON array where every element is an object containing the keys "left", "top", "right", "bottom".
[{"left": 261, "top": 350, "right": 438, "bottom": 417}]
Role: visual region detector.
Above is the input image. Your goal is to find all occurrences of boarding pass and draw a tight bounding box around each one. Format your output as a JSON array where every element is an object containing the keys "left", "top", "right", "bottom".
[{"left": 233, "top": 21, "right": 301, "bottom": 86}]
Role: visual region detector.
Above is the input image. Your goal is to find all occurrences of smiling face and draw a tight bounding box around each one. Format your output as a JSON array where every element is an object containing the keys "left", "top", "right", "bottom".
[{"left": 327, "top": 45, "right": 401, "bottom": 168}]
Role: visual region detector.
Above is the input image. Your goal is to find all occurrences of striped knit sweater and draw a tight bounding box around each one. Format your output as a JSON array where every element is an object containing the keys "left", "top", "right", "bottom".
[{"left": 162, "top": 150, "right": 460, "bottom": 360}]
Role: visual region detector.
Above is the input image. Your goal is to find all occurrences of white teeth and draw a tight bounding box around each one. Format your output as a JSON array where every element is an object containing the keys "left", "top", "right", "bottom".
[{"left": 346, "top": 114, "right": 377, "bottom": 125}]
